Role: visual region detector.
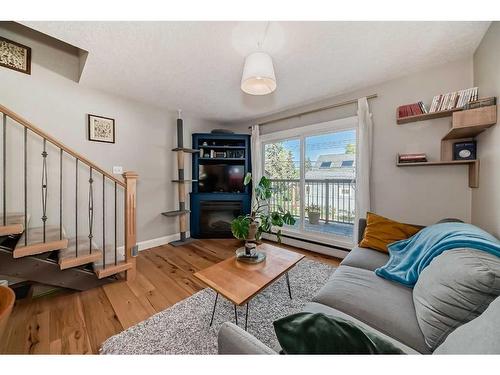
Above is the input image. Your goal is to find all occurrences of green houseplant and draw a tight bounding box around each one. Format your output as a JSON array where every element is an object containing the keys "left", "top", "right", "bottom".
[
  {"left": 305, "top": 204, "right": 321, "bottom": 225},
  {"left": 231, "top": 173, "right": 296, "bottom": 256}
]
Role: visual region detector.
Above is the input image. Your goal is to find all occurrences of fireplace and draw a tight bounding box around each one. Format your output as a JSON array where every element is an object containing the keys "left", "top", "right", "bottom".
[{"left": 199, "top": 200, "right": 243, "bottom": 238}]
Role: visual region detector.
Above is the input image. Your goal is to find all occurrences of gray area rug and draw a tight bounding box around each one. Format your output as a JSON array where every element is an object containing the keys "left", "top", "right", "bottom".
[{"left": 100, "top": 258, "right": 335, "bottom": 354}]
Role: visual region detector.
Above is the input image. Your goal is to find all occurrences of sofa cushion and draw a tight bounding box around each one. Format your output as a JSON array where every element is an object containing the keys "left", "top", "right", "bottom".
[
  {"left": 413, "top": 248, "right": 500, "bottom": 351},
  {"left": 312, "top": 265, "right": 430, "bottom": 353},
  {"left": 273, "top": 312, "right": 405, "bottom": 354},
  {"left": 359, "top": 212, "right": 422, "bottom": 253},
  {"left": 341, "top": 246, "right": 389, "bottom": 271},
  {"left": 302, "top": 302, "right": 419, "bottom": 354},
  {"left": 434, "top": 296, "right": 500, "bottom": 354}
]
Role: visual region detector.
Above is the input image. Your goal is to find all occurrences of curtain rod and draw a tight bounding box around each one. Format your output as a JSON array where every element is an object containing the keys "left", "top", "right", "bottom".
[{"left": 254, "top": 93, "right": 378, "bottom": 127}]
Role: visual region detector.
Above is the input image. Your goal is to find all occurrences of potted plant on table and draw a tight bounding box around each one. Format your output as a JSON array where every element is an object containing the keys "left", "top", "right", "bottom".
[
  {"left": 305, "top": 204, "right": 321, "bottom": 225},
  {"left": 231, "top": 173, "right": 296, "bottom": 262}
]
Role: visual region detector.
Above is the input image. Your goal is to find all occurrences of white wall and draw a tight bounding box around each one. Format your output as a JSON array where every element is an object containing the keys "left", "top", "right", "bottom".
[
  {"left": 472, "top": 22, "right": 500, "bottom": 238},
  {"left": 233, "top": 58, "right": 475, "bottom": 226},
  {"left": 0, "top": 22, "right": 220, "bottom": 245}
]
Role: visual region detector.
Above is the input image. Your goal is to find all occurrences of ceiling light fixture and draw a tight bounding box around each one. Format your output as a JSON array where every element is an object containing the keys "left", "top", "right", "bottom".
[{"left": 240, "top": 22, "right": 276, "bottom": 96}]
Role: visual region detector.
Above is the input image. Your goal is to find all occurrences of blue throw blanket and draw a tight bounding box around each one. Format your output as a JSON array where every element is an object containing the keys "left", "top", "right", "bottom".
[{"left": 375, "top": 222, "right": 500, "bottom": 287}]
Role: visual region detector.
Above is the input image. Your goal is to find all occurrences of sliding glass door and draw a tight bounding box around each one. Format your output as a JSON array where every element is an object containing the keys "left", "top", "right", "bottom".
[{"left": 262, "top": 117, "right": 357, "bottom": 247}]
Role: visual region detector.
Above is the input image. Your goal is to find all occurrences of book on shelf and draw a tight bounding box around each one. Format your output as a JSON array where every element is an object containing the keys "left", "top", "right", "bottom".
[
  {"left": 397, "top": 101, "right": 428, "bottom": 119},
  {"left": 429, "top": 87, "right": 478, "bottom": 113},
  {"left": 398, "top": 153, "right": 428, "bottom": 163}
]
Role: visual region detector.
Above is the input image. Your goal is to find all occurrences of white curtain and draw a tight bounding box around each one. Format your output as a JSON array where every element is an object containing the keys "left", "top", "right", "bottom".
[
  {"left": 355, "top": 97, "right": 373, "bottom": 242},
  {"left": 250, "top": 124, "right": 262, "bottom": 203}
]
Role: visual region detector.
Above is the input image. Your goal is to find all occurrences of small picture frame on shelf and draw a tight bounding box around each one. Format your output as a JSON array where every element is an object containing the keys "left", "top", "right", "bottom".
[
  {"left": 453, "top": 141, "right": 476, "bottom": 160},
  {"left": 88, "top": 114, "right": 115, "bottom": 144}
]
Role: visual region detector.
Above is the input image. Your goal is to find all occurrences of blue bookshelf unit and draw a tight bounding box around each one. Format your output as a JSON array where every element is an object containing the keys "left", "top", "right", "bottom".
[{"left": 190, "top": 133, "right": 252, "bottom": 238}]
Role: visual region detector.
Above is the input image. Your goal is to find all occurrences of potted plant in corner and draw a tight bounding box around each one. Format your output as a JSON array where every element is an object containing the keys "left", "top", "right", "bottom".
[
  {"left": 305, "top": 204, "right": 321, "bottom": 225},
  {"left": 231, "top": 173, "right": 296, "bottom": 263}
]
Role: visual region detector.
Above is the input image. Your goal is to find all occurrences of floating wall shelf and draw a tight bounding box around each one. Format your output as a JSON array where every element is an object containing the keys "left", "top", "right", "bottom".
[
  {"left": 397, "top": 108, "right": 462, "bottom": 125},
  {"left": 395, "top": 99, "right": 497, "bottom": 189}
]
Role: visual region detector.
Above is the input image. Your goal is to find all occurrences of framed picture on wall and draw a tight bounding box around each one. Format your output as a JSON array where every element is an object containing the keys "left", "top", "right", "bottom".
[
  {"left": 0, "top": 36, "right": 31, "bottom": 75},
  {"left": 88, "top": 114, "right": 115, "bottom": 144}
]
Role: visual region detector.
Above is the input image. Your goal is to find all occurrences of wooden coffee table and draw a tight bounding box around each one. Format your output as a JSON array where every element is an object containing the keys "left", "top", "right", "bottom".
[{"left": 194, "top": 243, "right": 304, "bottom": 330}]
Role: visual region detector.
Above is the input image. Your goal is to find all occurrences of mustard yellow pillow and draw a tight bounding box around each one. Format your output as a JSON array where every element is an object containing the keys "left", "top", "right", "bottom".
[{"left": 360, "top": 212, "right": 421, "bottom": 253}]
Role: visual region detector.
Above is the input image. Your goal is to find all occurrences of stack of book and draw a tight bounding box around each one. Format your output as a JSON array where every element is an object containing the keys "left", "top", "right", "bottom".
[
  {"left": 397, "top": 102, "right": 428, "bottom": 119},
  {"left": 429, "top": 87, "right": 478, "bottom": 113},
  {"left": 398, "top": 153, "right": 427, "bottom": 164}
]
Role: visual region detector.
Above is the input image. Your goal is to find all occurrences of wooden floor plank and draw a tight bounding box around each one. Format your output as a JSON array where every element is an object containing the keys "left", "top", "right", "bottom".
[
  {"left": 135, "top": 254, "right": 192, "bottom": 304},
  {"left": 2, "top": 239, "right": 341, "bottom": 354},
  {"left": 48, "top": 293, "right": 93, "bottom": 354},
  {"left": 143, "top": 249, "right": 205, "bottom": 294},
  {"left": 102, "top": 281, "right": 151, "bottom": 330},
  {"left": 79, "top": 287, "right": 124, "bottom": 353}
]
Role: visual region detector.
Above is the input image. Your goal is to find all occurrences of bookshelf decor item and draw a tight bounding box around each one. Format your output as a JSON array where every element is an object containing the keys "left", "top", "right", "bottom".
[
  {"left": 161, "top": 110, "right": 199, "bottom": 246},
  {"left": 397, "top": 87, "right": 479, "bottom": 125},
  {"left": 453, "top": 141, "right": 476, "bottom": 161}
]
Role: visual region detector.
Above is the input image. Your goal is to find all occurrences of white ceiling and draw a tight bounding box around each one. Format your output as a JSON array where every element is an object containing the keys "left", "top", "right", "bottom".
[{"left": 23, "top": 21, "right": 490, "bottom": 123}]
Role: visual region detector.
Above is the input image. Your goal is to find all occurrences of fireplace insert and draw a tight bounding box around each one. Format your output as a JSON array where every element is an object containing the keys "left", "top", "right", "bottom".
[{"left": 199, "top": 200, "right": 243, "bottom": 238}]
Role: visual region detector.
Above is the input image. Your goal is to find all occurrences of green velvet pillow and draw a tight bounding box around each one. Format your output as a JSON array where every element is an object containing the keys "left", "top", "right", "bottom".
[{"left": 273, "top": 312, "right": 405, "bottom": 354}]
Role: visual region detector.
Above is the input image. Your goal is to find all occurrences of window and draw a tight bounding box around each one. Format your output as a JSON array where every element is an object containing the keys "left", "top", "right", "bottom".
[{"left": 261, "top": 116, "right": 358, "bottom": 248}]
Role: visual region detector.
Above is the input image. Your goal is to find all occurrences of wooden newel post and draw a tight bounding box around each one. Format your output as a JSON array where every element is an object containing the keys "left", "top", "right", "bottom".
[{"left": 123, "top": 171, "right": 138, "bottom": 281}]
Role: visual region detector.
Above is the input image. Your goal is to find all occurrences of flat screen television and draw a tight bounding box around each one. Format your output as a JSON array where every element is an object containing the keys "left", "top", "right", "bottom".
[{"left": 199, "top": 164, "right": 245, "bottom": 193}]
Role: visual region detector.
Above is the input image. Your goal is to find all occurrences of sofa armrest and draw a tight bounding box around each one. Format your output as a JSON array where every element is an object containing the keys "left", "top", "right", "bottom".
[{"left": 218, "top": 322, "right": 277, "bottom": 354}]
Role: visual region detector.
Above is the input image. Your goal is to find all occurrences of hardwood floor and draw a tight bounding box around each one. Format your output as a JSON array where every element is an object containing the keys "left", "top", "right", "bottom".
[{"left": 0, "top": 239, "right": 340, "bottom": 354}]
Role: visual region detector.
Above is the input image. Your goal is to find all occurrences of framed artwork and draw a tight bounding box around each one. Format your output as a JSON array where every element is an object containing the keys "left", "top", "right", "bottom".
[
  {"left": 88, "top": 114, "right": 115, "bottom": 144},
  {"left": 0, "top": 37, "right": 31, "bottom": 75}
]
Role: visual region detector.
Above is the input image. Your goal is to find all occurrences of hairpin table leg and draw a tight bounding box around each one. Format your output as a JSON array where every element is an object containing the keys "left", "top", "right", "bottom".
[
  {"left": 245, "top": 302, "right": 249, "bottom": 331},
  {"left": 286, "top": 272, "right": 292, "bottom": 299},
  {"left": 209, "top": 292, "right": 219, "bottom": 326}
]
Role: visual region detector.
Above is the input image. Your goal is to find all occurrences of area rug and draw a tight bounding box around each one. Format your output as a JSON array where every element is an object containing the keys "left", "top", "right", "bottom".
[{"left": 100, "top": 258, "right": 335, "bottom": 354}]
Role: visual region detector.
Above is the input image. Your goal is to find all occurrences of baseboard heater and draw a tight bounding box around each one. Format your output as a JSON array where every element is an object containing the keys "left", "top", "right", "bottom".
[{"left": 262, "top": 232, "right": 350, "bottom": 259}]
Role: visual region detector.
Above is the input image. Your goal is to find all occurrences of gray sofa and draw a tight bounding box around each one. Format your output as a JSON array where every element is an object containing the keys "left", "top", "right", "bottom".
[{"left": 218, "top": 219, "right": 500, "bottom": 354}]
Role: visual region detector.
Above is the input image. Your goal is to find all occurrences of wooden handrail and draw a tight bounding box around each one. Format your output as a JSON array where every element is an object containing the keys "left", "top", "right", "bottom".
[{"left": 0, "top": 104, "right": 125, "bottom": 188}]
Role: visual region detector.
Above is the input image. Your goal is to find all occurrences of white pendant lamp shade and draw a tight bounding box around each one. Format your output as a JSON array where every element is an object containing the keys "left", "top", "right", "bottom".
[{"left": 241, "top": 52, "right": 277, "bottom": 95}]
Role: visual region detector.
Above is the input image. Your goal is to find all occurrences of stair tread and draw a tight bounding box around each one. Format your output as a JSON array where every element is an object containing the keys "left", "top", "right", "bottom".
[
  {"left": 92, "top": 244, "right": 125, "bottom": 269},
  {"left": 58, "top": 236, "right": 103, "bottom": 270},
  {"left": 58, "top": 236, "right": 102, "bottom": 260},
  {"left": 0, "top": 213, "right": 31, "bottom": 236},
  {"left": 94, "top": 261, "right": 132, "bottom": 279},
  {"left": 14, "top": 225, "right": 68, "bottom": 258}
]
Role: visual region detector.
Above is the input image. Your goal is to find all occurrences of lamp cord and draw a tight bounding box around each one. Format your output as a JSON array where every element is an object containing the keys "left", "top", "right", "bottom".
[{"left": 258, "top": 21, "right": 271, "bottom": 50}]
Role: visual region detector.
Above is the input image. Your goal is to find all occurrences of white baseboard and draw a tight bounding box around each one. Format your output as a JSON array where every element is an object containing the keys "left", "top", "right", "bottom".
[
  {"left": 137, "top": 231, "right": 191, "bottom": 251},
  {"left": 118, "top": 231, "right": 191, "bottom": 252}
]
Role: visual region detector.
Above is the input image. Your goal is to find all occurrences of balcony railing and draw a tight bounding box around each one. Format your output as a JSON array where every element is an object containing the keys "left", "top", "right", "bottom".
[{"left": 269, "top": 179, "right": 356, "bottom": 224}]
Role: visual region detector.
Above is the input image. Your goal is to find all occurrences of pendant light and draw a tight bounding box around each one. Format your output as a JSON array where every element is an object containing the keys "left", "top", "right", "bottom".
[{"left": 240, "top": 22, "right": 276, "bottom": 96}]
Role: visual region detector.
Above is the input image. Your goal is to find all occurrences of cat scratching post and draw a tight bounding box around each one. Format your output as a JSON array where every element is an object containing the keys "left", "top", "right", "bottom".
[{"left": 161, "top": 110, "right": 198, "bottom": 246}]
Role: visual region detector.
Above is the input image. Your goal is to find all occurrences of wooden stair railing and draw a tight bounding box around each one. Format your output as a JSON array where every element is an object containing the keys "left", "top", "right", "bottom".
[{"left": 0, "top": 104, "right": 137, "bottom": 281}]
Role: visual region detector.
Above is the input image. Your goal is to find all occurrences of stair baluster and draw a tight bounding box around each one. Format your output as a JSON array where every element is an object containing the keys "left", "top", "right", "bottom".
[
  {"left": 3, "top": 113, "right": 6, "bottom": 226},
  {"left": 41, "top": 139, "right": 48, "bottom": 243},
  {"left": 75, "top": 158, "right": 79, "bottom": 256},
  {"left": 88, "top": 167, "right": 94, "bottom": 255},
  {"left": 24, "top": 127, "right": 28, "bottom": 245},
  {"left": 102, "top": 175, "right": 105, "bottom": 269},
  {"left": 114, "top": 181, "right": 117, "bottom": 266},
  {"left": 59, "top": 149, "right": 63, "bottom": 240}
]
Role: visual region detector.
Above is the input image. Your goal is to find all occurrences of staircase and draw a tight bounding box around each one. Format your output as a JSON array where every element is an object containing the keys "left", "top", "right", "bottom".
[{"left": 0, "top": 104, "right": 138, "bottom": 291}]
